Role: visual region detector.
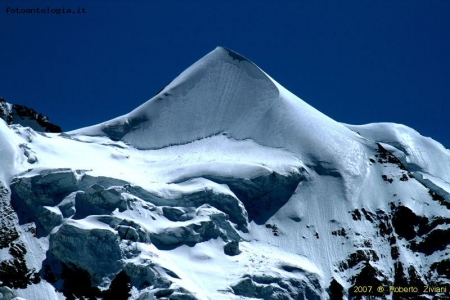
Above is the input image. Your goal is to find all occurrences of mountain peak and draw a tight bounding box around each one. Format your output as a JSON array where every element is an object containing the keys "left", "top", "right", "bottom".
[
  {"left": 156, "top": 46, "right": 273, "bottom": 96},
  {"left": 71, "top": 47, "right": 363, "bottom": 183},
  {"left": 215, "top": 46, "right": 251, "bottom": 62},
  {"left": 71, "top": 47, "right": 281, "bottom": 149}
]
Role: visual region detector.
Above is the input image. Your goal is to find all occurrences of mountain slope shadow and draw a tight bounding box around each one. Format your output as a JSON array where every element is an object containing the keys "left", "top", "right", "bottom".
[{"left": 204, "top": 168, "right": 306, "bottom": 224}]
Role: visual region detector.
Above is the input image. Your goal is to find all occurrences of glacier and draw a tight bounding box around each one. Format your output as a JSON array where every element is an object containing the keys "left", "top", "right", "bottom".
[{"left": 1, "top": 47, "right": 450, "bottom": 300}]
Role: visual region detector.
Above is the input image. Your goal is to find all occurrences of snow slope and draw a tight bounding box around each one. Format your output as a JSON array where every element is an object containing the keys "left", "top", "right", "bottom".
[
  {"left": 345, "top": 122, "right": 450, "bottom": 184},
  {"left": 1, "top": 47, "right": 450, "bottom": 300},
  {"left": 71, "top": 47, "right": 367, "bottom": 177},
  {"left": 0, "top": 121, "right": 23, "bottom": 183}
]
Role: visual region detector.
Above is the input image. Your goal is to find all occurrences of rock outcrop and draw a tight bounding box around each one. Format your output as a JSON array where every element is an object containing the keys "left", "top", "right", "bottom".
[{"left": 0, "top": 97, "right": 62, "bottom": 132}]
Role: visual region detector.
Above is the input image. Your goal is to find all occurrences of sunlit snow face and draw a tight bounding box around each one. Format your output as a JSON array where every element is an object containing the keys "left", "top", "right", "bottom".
[{"left": 0, "top": 122, "right": 24, "bottom": 182}]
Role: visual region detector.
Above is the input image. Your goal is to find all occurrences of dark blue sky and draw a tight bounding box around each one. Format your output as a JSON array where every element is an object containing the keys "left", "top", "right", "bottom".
[{"left": 1, "top": 1, "right": 449, "bottom": 146}]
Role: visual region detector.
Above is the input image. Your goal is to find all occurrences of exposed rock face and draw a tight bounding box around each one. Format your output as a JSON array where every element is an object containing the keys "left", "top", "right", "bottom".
[
  {"left": 0, "top": 97, "right": 62, "bottom": 132},
  {"left": 335, "top": 146, "right": 450, "bottom": 300},
  {"left": 0, "top": 182, "right": 41, "bottom": 291}
]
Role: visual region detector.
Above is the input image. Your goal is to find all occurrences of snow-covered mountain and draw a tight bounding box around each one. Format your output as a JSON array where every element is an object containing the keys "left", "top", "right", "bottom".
[
  {"left": 1, "top": 47, "right": 449, "bottom": 300},
  {"left": 0, "top": 97, "right": 62, "bottom": 133}
]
